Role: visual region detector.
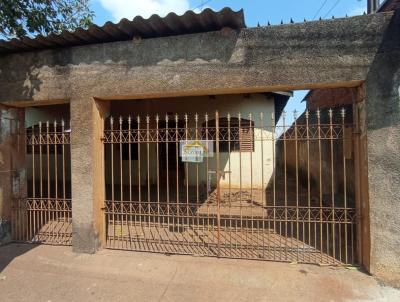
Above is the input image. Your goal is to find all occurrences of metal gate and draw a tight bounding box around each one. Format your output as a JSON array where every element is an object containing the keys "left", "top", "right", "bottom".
[
  {"left": 103, "top": 108, "right": 357, "bottom": 265},
  {"left": 11, "top": 120, "right": 72, "bottom": 245}
]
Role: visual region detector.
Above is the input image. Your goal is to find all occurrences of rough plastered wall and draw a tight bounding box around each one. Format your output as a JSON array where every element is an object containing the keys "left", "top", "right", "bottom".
[
  {"left": 0, "top": 108, "right": 26, "bottom": 245},
  {"left": 0, "top": 13, "right": 394, "bottom": 103},
  {"left": 365, "top": 9, "right": 400, "bottom": 288}
]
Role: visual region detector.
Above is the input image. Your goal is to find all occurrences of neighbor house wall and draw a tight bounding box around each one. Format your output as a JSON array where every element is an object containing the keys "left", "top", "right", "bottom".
[{"left": 277, "top": 107, "right": 355, "bottom": 209}]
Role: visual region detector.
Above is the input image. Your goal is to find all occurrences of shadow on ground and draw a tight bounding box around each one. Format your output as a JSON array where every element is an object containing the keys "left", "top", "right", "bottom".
[{"left": 0, "top": 243, "right": 39, "bottom": 273}]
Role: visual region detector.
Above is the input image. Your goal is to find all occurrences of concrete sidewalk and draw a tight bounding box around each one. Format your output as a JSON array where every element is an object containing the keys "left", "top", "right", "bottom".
[{"left": 0, "top": 244, "right": 398, "bottom": 302}]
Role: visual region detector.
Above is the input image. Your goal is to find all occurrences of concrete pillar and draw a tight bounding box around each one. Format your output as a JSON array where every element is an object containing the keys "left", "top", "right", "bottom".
[
  {"left": 0, "top": 107, "right": 26, "bottom": 245},
  {"left": 365, "top": 10, "right": 400, "bottom": 287},
  {"left": 70, "top": 97, "right": 109, "bottom": 253}
]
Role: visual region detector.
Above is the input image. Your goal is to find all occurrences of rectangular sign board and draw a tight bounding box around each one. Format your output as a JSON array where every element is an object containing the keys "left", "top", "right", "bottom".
[{"left": 179, "top": 140, "right": 214, "bottom": 163}]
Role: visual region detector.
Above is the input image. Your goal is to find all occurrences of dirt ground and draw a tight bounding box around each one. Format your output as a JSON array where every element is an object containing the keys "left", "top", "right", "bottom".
[{"left": 0, "top": 244, "right": 399, "bottom": 302}]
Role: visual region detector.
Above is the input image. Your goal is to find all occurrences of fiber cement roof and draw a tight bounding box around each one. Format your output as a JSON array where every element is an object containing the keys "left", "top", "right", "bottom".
[{"left": 0, "top": 7, "right": 245, "bottom": 55}]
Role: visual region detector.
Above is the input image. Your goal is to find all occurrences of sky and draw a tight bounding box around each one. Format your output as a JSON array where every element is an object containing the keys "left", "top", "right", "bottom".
[
  {"left": 90, "top": 0, "right": 368, "bottom": 27},
  {"left": 89, "top": 0, "right": 369, "bottom": 123}
]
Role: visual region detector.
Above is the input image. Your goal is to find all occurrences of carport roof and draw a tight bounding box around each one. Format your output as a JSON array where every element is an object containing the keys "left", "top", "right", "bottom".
[{"left": 0, "top": 7, "right": 245, "bottom": 55}]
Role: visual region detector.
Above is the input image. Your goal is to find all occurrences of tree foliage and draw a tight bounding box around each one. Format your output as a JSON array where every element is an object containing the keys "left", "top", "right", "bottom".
[{"left": 0, "top": 0, "right": 94, "bottom": 39}]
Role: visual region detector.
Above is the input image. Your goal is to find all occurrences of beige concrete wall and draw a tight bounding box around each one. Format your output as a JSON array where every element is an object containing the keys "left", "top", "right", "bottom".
[{"left": 109, "top": 94, "right": 275, "bottom": 190}]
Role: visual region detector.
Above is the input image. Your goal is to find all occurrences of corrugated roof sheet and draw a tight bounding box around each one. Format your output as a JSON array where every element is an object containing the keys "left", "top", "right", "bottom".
[{"left": 0, "top": 7, "right": 245, "bottom": 55}]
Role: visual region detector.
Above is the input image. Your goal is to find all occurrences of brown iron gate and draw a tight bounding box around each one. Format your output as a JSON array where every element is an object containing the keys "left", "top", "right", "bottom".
[
  {"left": 103, "top": 108, "right": 358, "bottom": 265},
  {"left": 11, "top": 120, "right": 72, "bottom": 245}
]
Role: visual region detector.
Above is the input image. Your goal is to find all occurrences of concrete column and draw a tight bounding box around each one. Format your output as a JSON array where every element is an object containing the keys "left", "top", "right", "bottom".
[
  {"left": 365, "top": 10, "right": 400, "bottom": 287},
  {"left": 0, "top": 107, "right": 26, "bottom": 245},
  {"left": 70, "top": 97, "right": 109, "bottom": 253}
]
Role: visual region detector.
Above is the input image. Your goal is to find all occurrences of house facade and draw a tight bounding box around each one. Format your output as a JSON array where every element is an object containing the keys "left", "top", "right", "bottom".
[{"left": 0, "top": 8, "right": 399, "bottom": 287}]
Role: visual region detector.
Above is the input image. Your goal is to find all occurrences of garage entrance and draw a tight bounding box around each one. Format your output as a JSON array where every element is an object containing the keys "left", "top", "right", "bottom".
[{"left": 103, "top": 96, "right": 358, "bottom": 265}]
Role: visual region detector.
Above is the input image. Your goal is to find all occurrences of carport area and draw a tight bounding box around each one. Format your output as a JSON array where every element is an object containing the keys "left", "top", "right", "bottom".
[{"left": 0, "top": 243, "right": 399, "bottom": 302}]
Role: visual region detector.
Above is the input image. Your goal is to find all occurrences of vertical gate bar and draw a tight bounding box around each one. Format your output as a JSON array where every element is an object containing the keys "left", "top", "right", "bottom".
[
  {"left": 195, "top": 113, "right": 200, "bottom": 248},
  {"left": 329, "top": 109, "right": 336, "bottom": 263},
  {"left": 31, "top": 124, "right": 36, "bottom": 241},
  {"left": 165, "top": 114, "right": 170, "bottom": 229},
  {"left": 38, "top": 121, "right": 43, "bottom": 242},
  {"left": 128, "top": 116, "right": 132, "bottom": 203},
  {"left": 260, "top": 112, "right": 266, "bottom": 257},
  {"left": 64, "top": 120, "right": 72, "bottom": 240},
  {"left": 119, "top": 116, "right": 124, "bottom": 247},
  {"left": 110, "top": 117, "right": 115, "bottom": 248},
  {"left": 311, "top": 113, "right": 316, "bottom": 259},
  {"left": 249, "top": 113, "right": 254, "bottom": 256},
  {"left": 156, "top": 115, "right": 160, "bottom": 227},
  {"left": 46, "top": 121, "right": 51, "bottom": 242},
  {"left": 283, "top": 111, "right": 288, "bottom": 261},
  {"left": 342, "top": 108, "right": 348, "bottom": 264},
  {"left": 156, "top": 115, "right": 162, "bottom": 250},
  {"left": 175, "top": 114, "right": 180, "bottom": 235},
  {"left": 306, "top": 110, "right": 311, "bottom": 262},
  {"left": 227, "top": 113, "right": 233, "bottom": 252},
  {"left": 54, "top": 121, "right": 58, "bottom": 242},
  {"left": 128, "top": 116, "right": 133, "bottom": 249},
  {"left": 238, "top": 113, "right": 243, "bottom": 257},
  {"left": 271, "top": 112, "right": 276, "bottom": 261},
  {"left": 325, "top": 112, "right": 330, "bottom": 261},
  {"left": 62, "top": 120, "right": 66, "bottom": 201},
  {"left": 184, "top": 114, "right": 189, "bottom": 231},
  {"left": 205, "top": 113, "right": 210, "bottom": 253},
  {"left": 317, "top": 109, "right": 323, "bottom": 262},
  {"left": 294, "top": 110, "right": 299, "bottom": 262},
  {"left": 67, "top": 121, "right": 71, "bottom": 244},
  {"left": 215, "top": 111, "right": 221, "bottom": 257},
  {"left": 146, "top": 116, "right": 151, "bottom": 233},
  {"left": 62, "top": 120, "right": 66, "bottom": 242},
  {"left": 67, "top": 121, "right": 71, "bottom": 243},
  {"left": 137, "top": 116, "right": 141, "bottom": 248}
]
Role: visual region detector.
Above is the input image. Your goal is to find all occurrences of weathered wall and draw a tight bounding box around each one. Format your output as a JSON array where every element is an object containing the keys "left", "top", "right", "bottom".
[
  {"left": 365, "top": 9, "right": 400, "bottom": 288},
  {"left": 0, "top": 108, "right": 26, "bottom": 245},
  {"left": 0, "top": 13, "right": 394, "bottom": 104}
]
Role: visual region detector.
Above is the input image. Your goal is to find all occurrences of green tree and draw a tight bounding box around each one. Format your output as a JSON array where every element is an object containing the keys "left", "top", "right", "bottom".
[{"left": 0, "top": 0, "right": 94, "bottom": 39}]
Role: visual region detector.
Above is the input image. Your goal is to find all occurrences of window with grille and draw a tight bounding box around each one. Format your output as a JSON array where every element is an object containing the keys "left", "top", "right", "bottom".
[{"left": 203, "top": 117, "right": 254, "bottom": 152}]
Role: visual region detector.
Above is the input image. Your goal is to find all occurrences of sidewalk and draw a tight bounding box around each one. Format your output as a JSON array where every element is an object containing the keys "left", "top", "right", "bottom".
[{"left": 0, "top": 243, "right": 398, "bottom": 302}]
